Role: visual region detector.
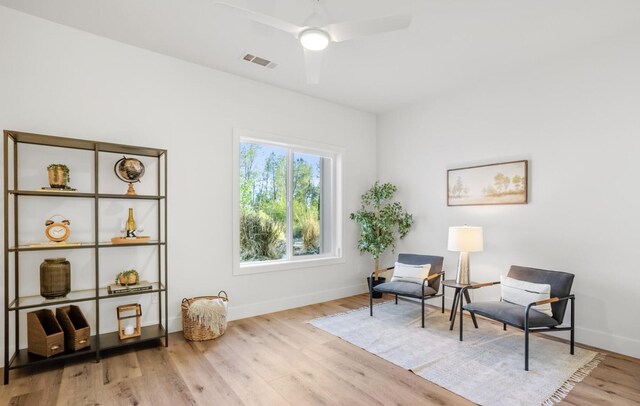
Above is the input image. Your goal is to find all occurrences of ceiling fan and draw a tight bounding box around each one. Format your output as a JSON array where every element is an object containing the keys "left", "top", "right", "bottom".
[{"left": 213, "top": 0, "right": 412, "bottom": 84}]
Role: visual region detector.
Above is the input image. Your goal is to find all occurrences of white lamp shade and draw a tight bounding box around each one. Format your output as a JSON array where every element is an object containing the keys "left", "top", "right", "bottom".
[{"left": 448, "top": 226, "right": 483, "bottom": 252}]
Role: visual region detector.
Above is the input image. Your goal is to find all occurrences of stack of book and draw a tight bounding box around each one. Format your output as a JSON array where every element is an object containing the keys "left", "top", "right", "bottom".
[
  {"left": 39, "top": 187, "right": 77, "bottom": 192},
  {"left": 107, "top": 281, "right": 153, "bottom": 295}
]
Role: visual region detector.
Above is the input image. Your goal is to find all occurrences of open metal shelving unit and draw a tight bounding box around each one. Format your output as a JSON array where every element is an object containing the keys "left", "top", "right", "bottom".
[{"left": 3, "top": 130, "right": 168, "bottom": 384}]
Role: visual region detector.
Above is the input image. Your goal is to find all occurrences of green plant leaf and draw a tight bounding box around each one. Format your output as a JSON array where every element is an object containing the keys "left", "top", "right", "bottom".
[{"left": 349, "top": 181, "right": 413, "bottom": 276}]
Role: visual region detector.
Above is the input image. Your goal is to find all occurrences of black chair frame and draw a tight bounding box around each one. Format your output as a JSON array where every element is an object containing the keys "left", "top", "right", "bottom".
[
  {"left": 369, "top": 259, "right": 444, "bottom": 328},
  {"left": 459, "top": 281, "right": 575, "bottom": 371}
]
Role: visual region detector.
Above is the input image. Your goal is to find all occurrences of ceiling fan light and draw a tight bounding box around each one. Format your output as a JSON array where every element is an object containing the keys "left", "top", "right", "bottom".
[{"left": 300, "top": 29, "right": 330, "bottom": 51}]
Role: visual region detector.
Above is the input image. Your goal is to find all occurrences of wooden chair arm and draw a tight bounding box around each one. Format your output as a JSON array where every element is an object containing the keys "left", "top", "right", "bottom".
[
  {"left": 422, "top": 272, "right": 444, "bottom": 287},
  {"left": 528, "top": 294, "right": 575, "bottom": 307},
  {"left": 468, "top": 281, "right": 500, "bottom": 289},
  {"left": 534, "top": 297, "right": 559, "bottom": 306},
  {"left": 525, "top": 295, "right": 575, "bottom": 325}
]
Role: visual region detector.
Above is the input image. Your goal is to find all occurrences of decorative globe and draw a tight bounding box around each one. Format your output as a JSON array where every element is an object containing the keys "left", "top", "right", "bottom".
[
  {"left": 114, "top": 156, "right": 145, "bottom": 195},
  {"left": 114, "top": 156, "right": 145, "bottom": 183}
]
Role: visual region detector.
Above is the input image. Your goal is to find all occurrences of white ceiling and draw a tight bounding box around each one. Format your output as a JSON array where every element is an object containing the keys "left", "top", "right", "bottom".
[{"left": 1, "top": 0, "right": 639, "bottom": 113}]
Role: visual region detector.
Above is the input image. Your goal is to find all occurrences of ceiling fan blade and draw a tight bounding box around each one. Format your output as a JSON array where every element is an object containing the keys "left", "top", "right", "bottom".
[
  {"left": 303, "top": 49, "right": 323, "bottom": 85},
  {"left": 213, "top": 2, "right": 303, "bottom": 37},
  {"left": 324, "top": 14, "right": 412, "bottom": 43}
]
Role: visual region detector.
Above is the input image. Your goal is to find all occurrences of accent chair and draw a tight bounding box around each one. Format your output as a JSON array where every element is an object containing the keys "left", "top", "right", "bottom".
[
  {"left": 369, "top": 254, "right": 444, "bottom": 328},
  {"left": 459, "top": 265, "right": 575, "bottom": 370}
]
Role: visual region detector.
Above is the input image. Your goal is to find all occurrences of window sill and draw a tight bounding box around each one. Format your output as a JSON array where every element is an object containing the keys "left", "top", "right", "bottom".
[{"left": 233, "top": 255, "right": 345, "bottom": 276}]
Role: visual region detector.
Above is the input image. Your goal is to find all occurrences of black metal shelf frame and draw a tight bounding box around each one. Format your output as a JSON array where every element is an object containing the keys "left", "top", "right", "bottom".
[{"left": 3, "top": 130, "right": 169, "bottom": 384}]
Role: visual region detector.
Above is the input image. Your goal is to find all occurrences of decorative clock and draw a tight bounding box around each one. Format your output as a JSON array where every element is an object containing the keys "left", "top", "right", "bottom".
[{"left": 44, "top": 215, "right": 71, "bottom": 243}]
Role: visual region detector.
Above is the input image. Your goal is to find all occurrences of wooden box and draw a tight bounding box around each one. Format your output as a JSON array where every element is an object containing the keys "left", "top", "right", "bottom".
[
  {"left": 27, "top": 309, "right": 65, "bottom": 357},
  {"left": 56, "top": 305, "right": 90, "bottom": 351}
]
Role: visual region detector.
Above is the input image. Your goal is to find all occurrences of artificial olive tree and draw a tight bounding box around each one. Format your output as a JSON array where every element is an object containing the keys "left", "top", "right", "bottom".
[{"left": 350, "top": 181, "right": 413, "bottom": 280}]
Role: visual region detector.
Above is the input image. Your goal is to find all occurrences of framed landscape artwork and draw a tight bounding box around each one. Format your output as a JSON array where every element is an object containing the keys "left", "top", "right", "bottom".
[{"left": 447, "top": 160, "right": 528, "bottom": 206}]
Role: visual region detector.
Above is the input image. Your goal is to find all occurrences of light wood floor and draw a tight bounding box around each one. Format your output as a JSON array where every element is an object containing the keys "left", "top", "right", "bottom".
[{"left": 1, "top": 294, "right": 639, "bottom": 405}]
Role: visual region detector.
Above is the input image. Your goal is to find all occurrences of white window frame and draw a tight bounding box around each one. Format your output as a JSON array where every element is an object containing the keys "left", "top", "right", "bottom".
[{"left": 232, "top": 128, "right": 344, "bottom": 275}]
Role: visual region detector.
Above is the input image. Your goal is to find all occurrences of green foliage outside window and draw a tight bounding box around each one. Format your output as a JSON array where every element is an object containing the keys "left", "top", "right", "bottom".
[
  {"left": 240, "top": 143, "right": 321, "bottom": 262},
  {"left": 239, "top": 211, "right": 285, "bottom": 261}
]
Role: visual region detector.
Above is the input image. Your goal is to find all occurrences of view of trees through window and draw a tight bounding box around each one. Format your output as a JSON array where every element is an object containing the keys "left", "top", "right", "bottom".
[{"left": 240, "top": 141, "right": 322, "bottom": 263}]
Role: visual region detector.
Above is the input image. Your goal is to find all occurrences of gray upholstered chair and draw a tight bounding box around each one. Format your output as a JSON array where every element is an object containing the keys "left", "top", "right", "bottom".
[
  {"left": 459, "top": 265, "right": 575, "bottom": 370},
  {"left": 369, "top": 254, "right": 444, "bottom": 328}
]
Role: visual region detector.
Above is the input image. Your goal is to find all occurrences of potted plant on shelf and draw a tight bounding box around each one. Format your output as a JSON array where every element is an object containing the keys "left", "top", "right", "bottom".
[
  {"left": 115, "top": 269, "right": 139, "bottom": 286},
  {"left": 47, "top": 163, "right": 70, "bottom": 189},
  {"left": 350, "top": 181, "right": 413, "bottom": 298}
]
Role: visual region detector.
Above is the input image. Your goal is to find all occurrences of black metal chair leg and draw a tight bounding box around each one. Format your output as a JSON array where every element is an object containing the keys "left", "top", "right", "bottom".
[
  {"left": 421, "top": 297, "right": 425, "bottom": 328},
  {"left": 570, "top": 297, "right": 575, "bottom": 355},
  {"left": 395, "top": 294, "right": 398, "bottom": 305},
  {"left": 459, "top": 292, "right": 464, "bottom": 341},
  {"left": 442, "top": 288, "right": 445, "bottom": 313},
  {"left": 525, "top": 328, "right": 529, "bottom": 371},
  {"left": 503, "top": 323, "right": 507, "bottom": 331}
]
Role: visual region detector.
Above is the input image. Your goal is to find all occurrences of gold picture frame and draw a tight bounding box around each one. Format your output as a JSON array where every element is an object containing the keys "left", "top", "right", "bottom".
[{"left": 447, "top": 160, "right": 528, "bottom": 206}]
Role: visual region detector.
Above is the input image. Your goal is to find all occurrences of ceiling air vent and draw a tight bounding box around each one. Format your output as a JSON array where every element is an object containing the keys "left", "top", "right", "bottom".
[{"left": 241, "top": 53, "right": 278, "bottom": 69}]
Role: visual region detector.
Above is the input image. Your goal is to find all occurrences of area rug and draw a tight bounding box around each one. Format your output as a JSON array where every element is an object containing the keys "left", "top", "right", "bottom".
[{"left": 309, "top": 301, "right": 604, "bottom": 406}]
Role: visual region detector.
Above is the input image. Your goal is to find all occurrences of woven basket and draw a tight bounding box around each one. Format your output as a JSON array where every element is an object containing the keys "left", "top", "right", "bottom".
[
  {"left": 182, "top": 291, "right": 228, "bottom": 341},
  {"left": 27, "top": 309, "right": 65, "bottom": 357},
  {"left": 56, "top": 305, "right": 90, "bottom": 351}
]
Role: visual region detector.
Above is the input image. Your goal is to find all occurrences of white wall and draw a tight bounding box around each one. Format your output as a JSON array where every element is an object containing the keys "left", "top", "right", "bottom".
[
  {"left": 0, "top": 6, "right": 376, "bottom": 355},
  {"left": 377, "top": 28, "right": 640, "bottom": 358}
]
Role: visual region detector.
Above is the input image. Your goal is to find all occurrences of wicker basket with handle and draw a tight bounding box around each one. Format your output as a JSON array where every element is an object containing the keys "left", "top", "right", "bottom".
[{"left": 181, "top": 291, "right": 228, "bottom": 341}]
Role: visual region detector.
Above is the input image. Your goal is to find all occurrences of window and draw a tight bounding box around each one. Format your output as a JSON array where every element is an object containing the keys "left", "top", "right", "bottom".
[{"left": 233, "top": 129, "right": 342, "bottom": 274}]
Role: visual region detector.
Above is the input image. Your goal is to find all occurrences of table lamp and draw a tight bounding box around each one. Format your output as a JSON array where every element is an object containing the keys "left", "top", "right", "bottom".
[{"left": 448, "top": 226, "right": 484, "bottom": 285}]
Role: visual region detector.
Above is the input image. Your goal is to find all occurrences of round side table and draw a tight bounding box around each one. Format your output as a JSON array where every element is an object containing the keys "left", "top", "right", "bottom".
[{"left": 442, "top": 279, "right": 479, "bottom": 331}]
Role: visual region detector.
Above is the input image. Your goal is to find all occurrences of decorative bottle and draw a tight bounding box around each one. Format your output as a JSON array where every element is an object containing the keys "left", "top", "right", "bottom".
[{"left": 126, "top": 208, "right": 136, "bottom": 238}]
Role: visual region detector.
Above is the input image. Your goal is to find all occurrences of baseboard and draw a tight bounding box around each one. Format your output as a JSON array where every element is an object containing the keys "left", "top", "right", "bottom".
[
  {"left": 165, "top": 283, "right": 368, "bottom": 334},
  {"left": 227, "top": 283, "right": 368, "bottom": 321},
  {"left": 573, "top": 326, "right": 640, "bottom": 359}
]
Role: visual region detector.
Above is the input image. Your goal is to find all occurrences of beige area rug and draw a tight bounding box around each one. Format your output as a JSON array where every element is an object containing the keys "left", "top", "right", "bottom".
[{"left": 309, "top": 301, "right": 604, "bottom": 406}]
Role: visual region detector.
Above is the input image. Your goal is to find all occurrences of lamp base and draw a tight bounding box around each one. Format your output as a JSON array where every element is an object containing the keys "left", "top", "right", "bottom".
[{"left": 455, "top": 251, "right": 470, "bottom": 285}]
